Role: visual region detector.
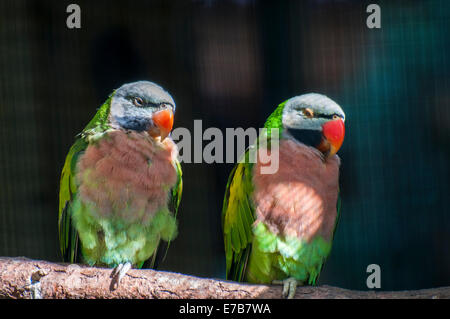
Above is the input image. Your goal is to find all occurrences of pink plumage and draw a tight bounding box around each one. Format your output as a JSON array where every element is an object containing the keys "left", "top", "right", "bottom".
[
  {"left": 252, "top": 138, "right": 340, "bottom": 242},
  {"left": 76, "top": 130, "right": 178, "bottom": 223}
]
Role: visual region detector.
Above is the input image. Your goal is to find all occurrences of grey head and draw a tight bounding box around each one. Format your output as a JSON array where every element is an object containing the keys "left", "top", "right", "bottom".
[
  {"left": 282, "top": 93, "right": 345, "bottom": 131},
  {"left": 281, "top": 93, "right": 346, "bottom": 157},
  {"left": 109, "top": 81, "right": 175, "bottom": 139}
]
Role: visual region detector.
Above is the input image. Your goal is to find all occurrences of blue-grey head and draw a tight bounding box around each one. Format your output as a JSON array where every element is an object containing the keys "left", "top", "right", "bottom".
[
  {"left": 109, "top": 81, "right": 175, "bottom": 140},
  {"left": 281, "top": 93, "right": 345, "bottom": 157}
]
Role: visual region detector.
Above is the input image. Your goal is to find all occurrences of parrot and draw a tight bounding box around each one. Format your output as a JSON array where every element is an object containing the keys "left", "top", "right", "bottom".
[
  {"left": 222, "top": 93, "right": 345, "bottom": 298},
  {"left": 58, "top": 81, "right": 182, "bottom": 289}
]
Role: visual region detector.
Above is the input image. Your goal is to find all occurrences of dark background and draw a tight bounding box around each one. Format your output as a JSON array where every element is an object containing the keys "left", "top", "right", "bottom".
[{"left": 0, "top": 0, "right": 449, "bottom": 291}]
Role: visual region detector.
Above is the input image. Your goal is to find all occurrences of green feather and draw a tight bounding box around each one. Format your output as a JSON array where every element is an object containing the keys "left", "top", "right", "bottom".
[
  {"left": 222, "top": 152, "right": 255, "bottom": 281},
  {"left": 222, "top": 100, "right": 341, "bottom": 285},
  {"left": 58, "top": 135, "right": 88, "bottom": 263},
  {"left": 156, "top": 159, "right": 183, "bottom": 264},
  {"left": 263, "top": 100, "right": 287, "bottom": 139},
  {"left": 58, "top": 94, "right": 114, "bottom": 263},
  {"left": 58, "top": 92, "right": 183, "bottom": 269}
]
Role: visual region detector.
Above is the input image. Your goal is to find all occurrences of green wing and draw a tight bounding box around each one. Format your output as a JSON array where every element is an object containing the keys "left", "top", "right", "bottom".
[
  {"left": 171, "top": 159, "right": 183, "bottom": 219},
  {"left": 58, "top": 137, "right": 88, "bottom": 263},
  {"left": 142, "top": 158, "right": 183, "bottom": 269},
  {"left": 163, "top": 159, "right": 183, "bottom": 256},
  {"left": 332, "top": 189, "right": 342, "bottom": 242},
  {"left": 222, "top": 154, "right": 255, "bottom": 282},
  {"left": 310, "top": 188, "right": 342, "bottom": 285},
  {"left": 58, "top": 96, "right": 113, "bottom": 263}
]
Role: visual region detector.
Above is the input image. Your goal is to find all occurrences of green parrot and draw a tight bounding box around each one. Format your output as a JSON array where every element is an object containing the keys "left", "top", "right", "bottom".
[
  {"left": 58, "top": 81, "right": 182, "bottom": 288},
  {"left": 222, "top": 93, "right": 345, "bottom": 298}
]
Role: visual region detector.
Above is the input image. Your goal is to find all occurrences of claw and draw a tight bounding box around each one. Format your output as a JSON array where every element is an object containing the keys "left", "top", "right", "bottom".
[
  {"left": 109, "top": 264, "right": 121, "bottom": 279},
  {"left": 272, "top": 277, "right": 298, "bottom": 299},
  {"left": 110, "top": 262, "right": 132, "bottom": 290}
]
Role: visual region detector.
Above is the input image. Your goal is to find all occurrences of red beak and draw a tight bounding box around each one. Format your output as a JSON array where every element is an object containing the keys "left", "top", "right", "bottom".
[
  {"left": 318, "top": 118, "right": 345, "bottom": 157},
  {"left": 150, "top": 108, "right": 174, "bottom": 140}
]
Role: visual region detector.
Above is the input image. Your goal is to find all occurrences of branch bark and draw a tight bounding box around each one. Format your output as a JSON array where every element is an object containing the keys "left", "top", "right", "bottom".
[{"left": 0, "top": 257, "right": 448, "bottom": 299}]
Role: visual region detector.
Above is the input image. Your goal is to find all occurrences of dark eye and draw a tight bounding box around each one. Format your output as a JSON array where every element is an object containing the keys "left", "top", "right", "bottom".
[
  {"left": 302, "top": 108, "right": 314, "bottom": 118},
  {"left": 133, "top": 97, "right": 144, "bottom": 107},
  {"left": 332, "top": 114, "right": 340, "bottom": 120}
]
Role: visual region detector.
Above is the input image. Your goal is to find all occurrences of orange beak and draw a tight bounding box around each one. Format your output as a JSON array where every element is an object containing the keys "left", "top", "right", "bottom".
[
  {"left": 318, "top": 118, "right": 345, "bottom": 157},
  {"left": 150, "top": 108, "right": 174, "bottom": 140}
]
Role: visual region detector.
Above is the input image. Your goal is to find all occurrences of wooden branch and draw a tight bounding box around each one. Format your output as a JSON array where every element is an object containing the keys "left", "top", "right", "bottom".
[{"left": 0, "top": 257, "right": 448, "bottom": 299}]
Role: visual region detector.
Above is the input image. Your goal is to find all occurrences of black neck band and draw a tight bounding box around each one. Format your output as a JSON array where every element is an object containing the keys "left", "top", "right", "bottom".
[{"left": 286, "top": 128, "right": 322, "bottom": 148}]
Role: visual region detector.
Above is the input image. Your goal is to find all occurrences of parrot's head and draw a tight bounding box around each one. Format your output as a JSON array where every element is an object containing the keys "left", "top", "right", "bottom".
[
  {"left": 281, "top": 93, "right": 345, "bottom": 158},
  {"left": 109, "top": 81, "right": 175, "bottom": 140}
]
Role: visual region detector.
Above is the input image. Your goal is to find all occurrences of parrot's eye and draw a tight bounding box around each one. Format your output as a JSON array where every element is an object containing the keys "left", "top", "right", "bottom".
[
  {"left": 332, "top": 114, "right": 340, "bottom": 120},
  {"left": 302, "top": 108, "right": 314, "bottom": 118},
  {"left": 165, "top": 103, "right": 175, "bottom": 111},
  {"left": 133, "top": 97, "right": 144, "bottom": 107}
]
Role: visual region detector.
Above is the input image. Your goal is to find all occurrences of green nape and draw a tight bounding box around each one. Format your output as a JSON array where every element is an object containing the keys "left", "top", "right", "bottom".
[
  {"left": 244, "top": 222, "right": 332, "bottom": 285},
  {"left": 82, "top": 91, "right": 115, "bottom": 133},
  {"left": 263, "top": 100, "right": 287, "bottom": 139},
  {"left": 71, "top": 197, "right": 177, "bottom": 268}
]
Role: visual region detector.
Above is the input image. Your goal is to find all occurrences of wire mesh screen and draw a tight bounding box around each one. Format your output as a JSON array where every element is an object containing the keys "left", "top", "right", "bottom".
[{"left": 0, "top": 0, "right": 449, "bottom": 291}]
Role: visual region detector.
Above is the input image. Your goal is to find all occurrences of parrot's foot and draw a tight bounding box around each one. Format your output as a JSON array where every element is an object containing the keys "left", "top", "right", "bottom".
[
  {"left": 272, "top": 277, "right": 298, "bottom": 299},
  {"left": 109, "top": 262, "right": 132, "bottom": 290}
]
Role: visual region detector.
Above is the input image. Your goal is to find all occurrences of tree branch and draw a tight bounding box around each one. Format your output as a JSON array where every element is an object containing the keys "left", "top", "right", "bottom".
[{"left": 0, "top": 257, "right": 448, "bottom": 299}]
